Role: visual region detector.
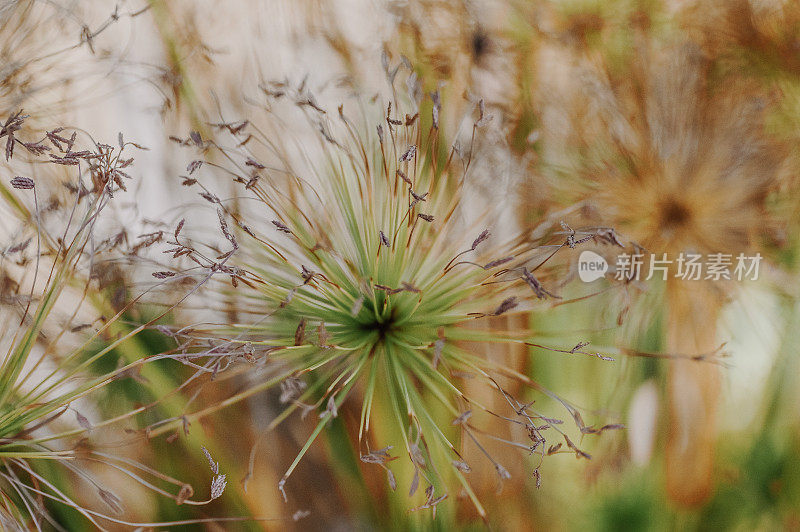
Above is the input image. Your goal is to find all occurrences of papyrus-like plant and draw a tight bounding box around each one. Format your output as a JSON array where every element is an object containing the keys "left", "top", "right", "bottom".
[{"left": 152, "top": 75, "right": 622, "bottom": 519}]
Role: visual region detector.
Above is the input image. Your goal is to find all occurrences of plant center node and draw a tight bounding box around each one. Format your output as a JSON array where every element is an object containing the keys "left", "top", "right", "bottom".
[{"left": 659, "top": 197, "right": 691, "bottom": 230}]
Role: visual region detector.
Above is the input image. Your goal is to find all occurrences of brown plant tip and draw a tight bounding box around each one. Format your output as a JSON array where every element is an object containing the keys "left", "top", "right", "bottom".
[
  {"left": 522, "top": 267, "right": 559, "bottom": 299},
  {"left": 201, "top": 447, "right": 219, "bottom": 475},
  {"left": 400, "top": 145, "right": 417, "bottom": 162},
  {"left": 492, "top": 296, "right": 519, "bottom": 316},
  {"left": 187, "top": 160, "right": 203, "bottom": 174},
  {"left": 7, "top": 237, "right": 32, "bottom": 254},
  {"left": 175, "top": 219, "right": 186, "bottom": 239},
  {"left": 199, "top": 191, "right": 220, "bottom": 204},
  {"left": 374, "top": 284, "right": 404, "bottom": 295},
  {"left": 301, "top": 265, "right": 315, "bottom": 284},
  {"left": 10, "top": 176, "right": 34, "bottom": 189},
  {"left": 294, "top": 319, "right": 306, "bottom": 345},
  {"left": 410, "top": 190, "right": 428, "bottom": 203},
  {"left": 483, "top": 256, "right": 514, "bottom": 269},
  {"left": 471, "top": 229, "right": 490, "bottom": 250},
  {"left": 272, "top": 220, "right": 293, "bottom": 234}
]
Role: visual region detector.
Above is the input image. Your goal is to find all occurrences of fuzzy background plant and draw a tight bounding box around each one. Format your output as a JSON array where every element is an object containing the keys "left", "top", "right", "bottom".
[{"left": 515, "top": 0, "right": 798, "bottom": 509}]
